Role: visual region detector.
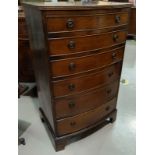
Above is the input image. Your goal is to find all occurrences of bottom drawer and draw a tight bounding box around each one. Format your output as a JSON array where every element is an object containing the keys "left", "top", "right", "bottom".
[{"left": 57, "top": 98, "right": 117, "bottom": 136}]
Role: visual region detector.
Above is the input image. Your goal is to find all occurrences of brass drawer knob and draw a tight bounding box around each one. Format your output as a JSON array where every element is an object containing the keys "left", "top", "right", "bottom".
[
  {"left": 68, "top": 101, "right": 75, "bottom": 108},
  {"left": 69, "top": 62, "right": 76, "bottom": 71},
  {"left": 113, "top": 34, "right": 119, "bottom": 42},
  {"left": 107, "top": 89, "right": 112, "bottom": 94},
  {"left": 70, "top": 121, "right": 76, "bottom": 126},
  {"left": 105, "top": 106, "right": 110, "bottom": 111},
  {"left": 68, "top": 83, "right": 75, "bottom": 91},
  {"left": 68, "top": 41, "right": 76, "bottom": 49},
  {"left": 108, "top": 72, "right": 114, "bottom": 77},
  {"left": 115, "top": 15, "right": 121, "bottom": 24},
  {"left": 67, "top": 19, "right": 74, "bottom": 29}
]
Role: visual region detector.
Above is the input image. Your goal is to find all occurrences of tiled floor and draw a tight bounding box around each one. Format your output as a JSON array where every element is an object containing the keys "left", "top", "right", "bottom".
[{"left": 18, "top": 40, "right": 136, "bottom": 155}]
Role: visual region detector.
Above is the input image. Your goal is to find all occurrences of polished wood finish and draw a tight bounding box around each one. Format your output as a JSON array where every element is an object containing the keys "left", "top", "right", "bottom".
[
  {"left": 40, "top": 107, "right": 117, "bottom": 151},
  {"left": 23, "top": 1, "right": 131, "bottom": 151},
  {"left": 46, "top": 12, "right": 129, "bottom": 32},
  {"left": 55, "top": 80, "right": 119, "bottom": 119},
  {"left": 108, "top": 0, "right": 136, "bottom": 38},
  {"left": 57, "top": 97, "right": 117, "bottom": 135},
  {"left": 50, "top": 46, "right": 124, "bottom": 78},
  {"left": 52, "top": 63, "right": 121, "bottom": 97},
  {"left": 18, "top": 8, "right": 35, "bottom": 82},
  {"left": 128, "top": 7, "right": 136, "bottom": 37},
  {"left": 48, "top": 30, "right": 127, "bottom": 56}
]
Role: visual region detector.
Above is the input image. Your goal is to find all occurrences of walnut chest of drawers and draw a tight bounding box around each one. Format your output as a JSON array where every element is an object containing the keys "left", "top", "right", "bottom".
[{"left": 23, "top": 1, "right": 131, "bottom": 151}]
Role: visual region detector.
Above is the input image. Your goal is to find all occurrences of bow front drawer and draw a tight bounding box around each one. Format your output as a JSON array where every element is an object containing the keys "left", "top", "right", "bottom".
[
  {"left": 52, "top": 63, "right": 121, "bottom": 98},
  {"left": 48, "top": 30, "right": 127, "bottom": 56},
  {"left": 56, "top": 97, "right": 117, "bottom": 136},
  {"left": 46, "top": 12, "right": 129, "bottom": 32},
  {"left": 55, "top": 80, "right": 119, "bottom": 119},
  {"left": 50, "top": 46, "right": 124, "bottom": 78}
]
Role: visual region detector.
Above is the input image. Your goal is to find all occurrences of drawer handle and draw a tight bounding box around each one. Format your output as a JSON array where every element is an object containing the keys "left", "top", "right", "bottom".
[
  {"left": 70, "top": 121, "right": 76, "bottom": 126},
  {"left": 68, "top": 83, "right": 75, "bottom": 91},
  {"left": 105, "top": 106, "right": 110, "bottom": 111},
  {"left": 67, "top": 19, "right": 74, "bottom": 29},
  {"left": 69, "top": 62, "right": 76, "bottom": 71},
  {"left": 112, "top": 52, "right": 117, "bottom": 59},
  {"left": 113, "top": 34, "right": 119, "bottom": 42},
  {"left": 68, "top": 41, "right": 76, "bottom": 49},
  {"left": 68, "top": 101, "right": 75, "bottom": 108},
  {"left": 107, "top": 89, "right": 112, "bottom": 94},
  {"left": 115, "top": 15, "right": 121, "bottom": 24},
  {"left": 108, "top": 72, "right": 114, "bottom": 77}
]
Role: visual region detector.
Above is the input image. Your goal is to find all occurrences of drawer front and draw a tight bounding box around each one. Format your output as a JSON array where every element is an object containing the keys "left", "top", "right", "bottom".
[
  {"left": 48, "top": 30, "right": 127, "bottom": 56},
  {"left": 57, "top": 97, "right": 117, "bottom": 136},
  {"left": 52, "top": 63, "right": 121, "bottom": 98},
  {"left": 46, "top": 12, "right": 129, "bottom": 32},
  {"left": 51, "top": 46, "right": 124, "bottom": 78},
  {"left": 55, "top": 80, "right": 119, "bottom": 119}
]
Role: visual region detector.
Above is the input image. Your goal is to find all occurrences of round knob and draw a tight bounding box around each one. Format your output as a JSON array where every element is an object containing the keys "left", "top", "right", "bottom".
[
  {"left": 68, "top": 101, "right": 75, "bottom": 108},
  {"left": 115, "top": 15, "right": 121, "bottom": 24},
  {"left": 105, "top": 106, "right": 110, "bottom": 111},
  {"left": 66, "top": 19, "right": 74, "bottom": 29},
  {"left": 18, "top": 138, "right": 26, "bottom": 145},
  {"left": 113, "top": 34, "right": 119, "bottom": 42},
  {"left": 112, "top": 52, "right": 116, "bottom": 59},
  {"left": 70, "top": 121, "right": 76, "bottom": 126},
  {"left": 68, "top": 83, "right": 75, "bottom": 91},
  {"left": 108, "top": 72, "right": 114, "bottom": 77},
  {"left": 69, "top": 62, "right": 76, "bottom": 71},
  {"left": 68, "top": 41, "right": 75, "bottom": 49},
  {"left": 107, "top": 89, "right": 112, "bottom": 94}
]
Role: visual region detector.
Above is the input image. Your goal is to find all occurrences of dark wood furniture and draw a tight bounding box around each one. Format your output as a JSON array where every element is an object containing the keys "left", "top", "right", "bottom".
[
  {"left": 18, "top": 7, "right": 35, "bottom": 82},
  {"left": 23, "top": 1, "right": 131, "bottom": 151},
  {"left": 128, "top": 6, "right": 136, "bottom": 37},
  {"left": 109, "top": 0, "right": 136, "bottom": 38}
]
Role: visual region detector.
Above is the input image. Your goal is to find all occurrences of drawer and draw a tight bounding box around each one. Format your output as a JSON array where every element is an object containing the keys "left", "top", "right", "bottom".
[
  {"left": 46, "top": 12, "right": 129, "bottom": 32},
  {"left": 48, "top": 30, "right": 127, "bottom": 56},
  {"left": 56, "top": 97, "right": 117, "bottom": 136},
  {"left": 50, "top": 46, "right": 124, "bottom": 78},
  {"left": 52, "top": 62, "right": 122, "bottom": 98},
  {"left": 55, "top": 80, "right": 119, "bottom": 119}
]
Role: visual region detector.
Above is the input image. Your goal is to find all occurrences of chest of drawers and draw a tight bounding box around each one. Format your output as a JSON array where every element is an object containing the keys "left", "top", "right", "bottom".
[{"left": 23, "top": 1, "right": 131, "bottom": 151}]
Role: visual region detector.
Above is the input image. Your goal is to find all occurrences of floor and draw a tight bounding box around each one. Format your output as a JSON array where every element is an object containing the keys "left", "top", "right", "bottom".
[{"left": 18, "top": 40, "right": 136, "bottom": 155}]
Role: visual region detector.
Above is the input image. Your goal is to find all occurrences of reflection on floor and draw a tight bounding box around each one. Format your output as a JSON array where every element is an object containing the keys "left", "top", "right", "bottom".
[{"left": 18, "top": 40, "right": 136, "bottom": 155}]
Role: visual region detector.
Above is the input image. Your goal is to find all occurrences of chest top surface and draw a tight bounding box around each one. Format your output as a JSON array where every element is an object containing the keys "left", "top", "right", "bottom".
[{"left": 23, "top": 1, "right": 132, "bottom": 10}]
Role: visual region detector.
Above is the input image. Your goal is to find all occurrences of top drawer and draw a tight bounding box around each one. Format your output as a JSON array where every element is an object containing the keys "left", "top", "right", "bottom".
[{"left": 46, "top": 12, "right": 129, "bottom": 33}]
